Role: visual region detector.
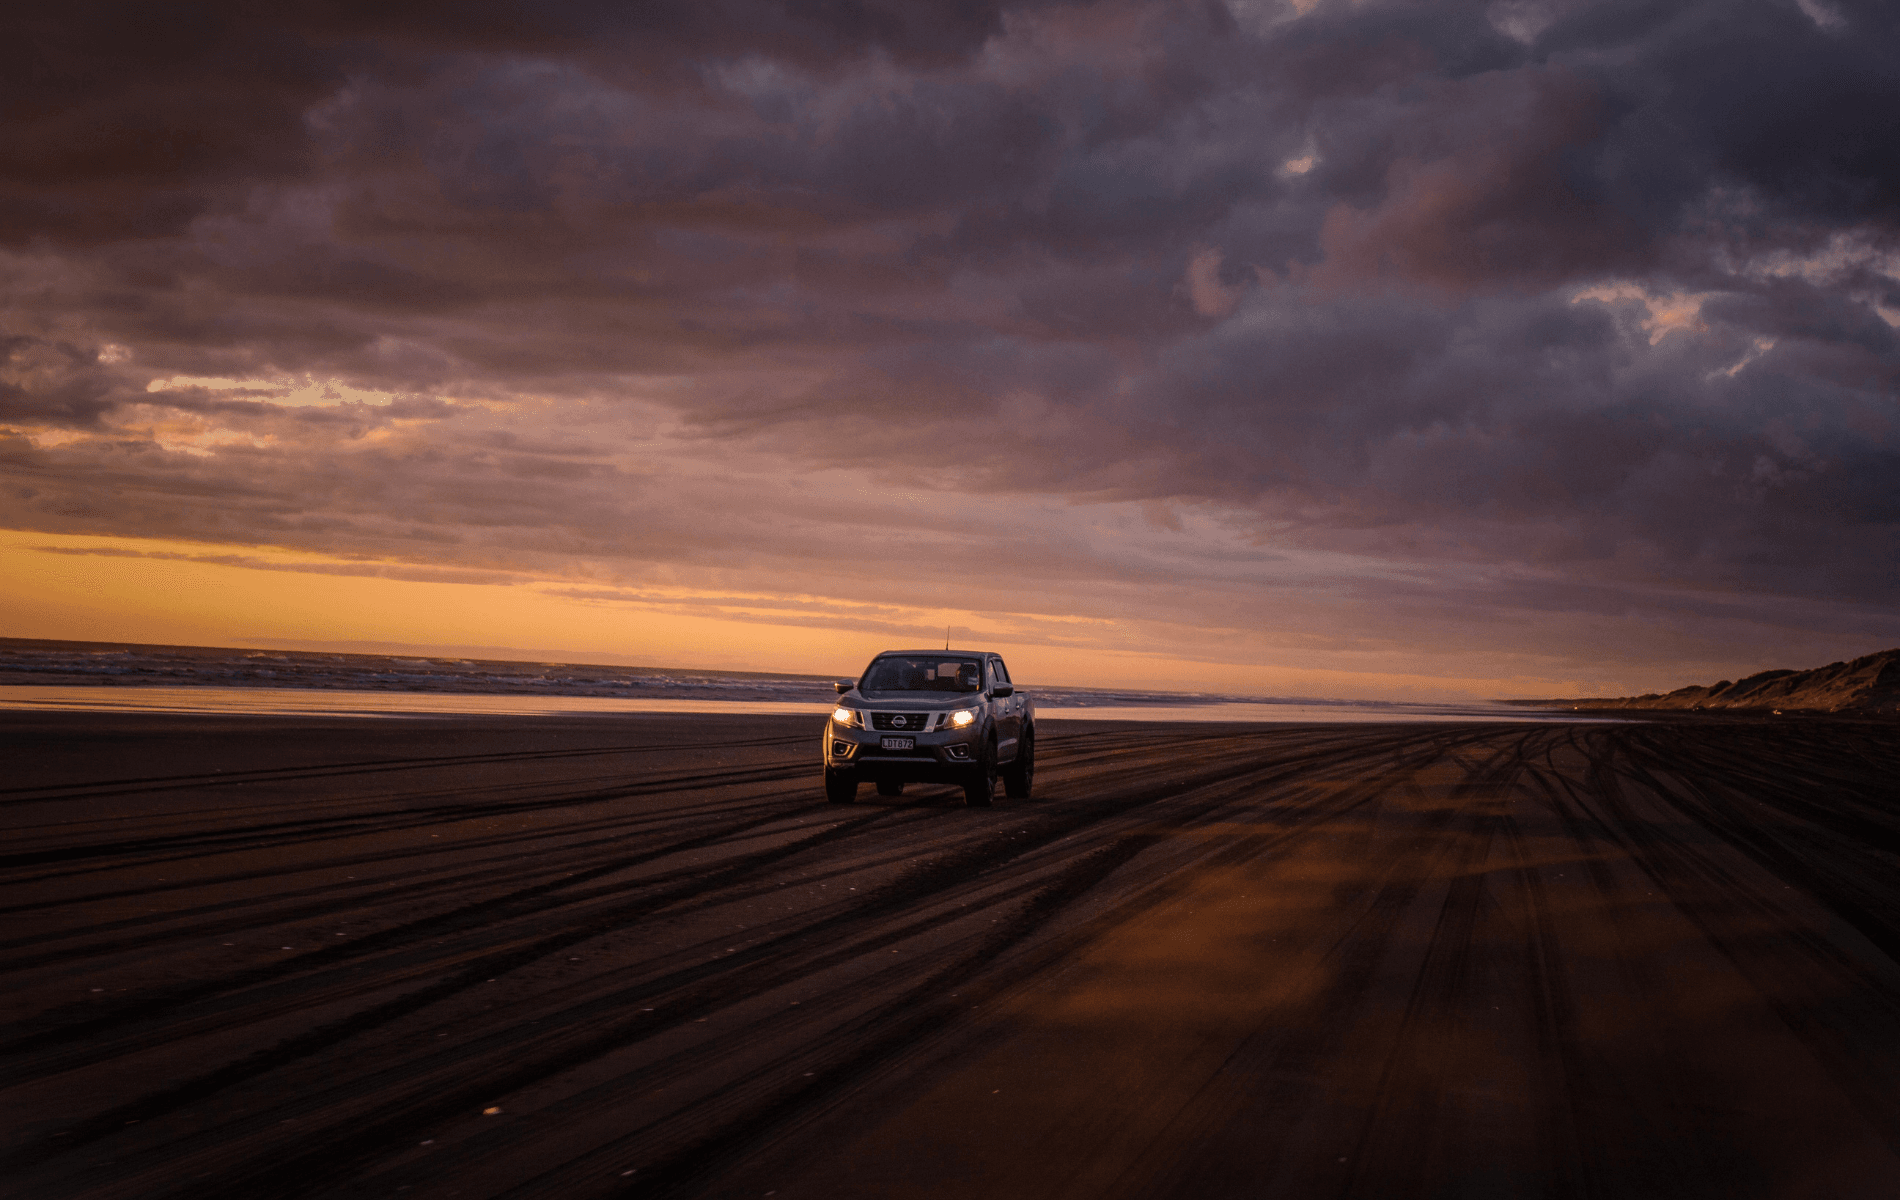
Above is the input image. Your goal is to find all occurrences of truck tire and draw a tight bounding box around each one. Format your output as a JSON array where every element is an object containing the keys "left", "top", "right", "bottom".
[
  {"left": 824, "top": 769, "right": 858, "bottom": 804},
  {"left": 1003, "top": 727, "right": 1034, "bottom": 798},
  {"left": 875, "top": 780, "right": 905, "bottom": 797},
  {"left": 963, "top": 737, "right": 997, "bottom": 807}
]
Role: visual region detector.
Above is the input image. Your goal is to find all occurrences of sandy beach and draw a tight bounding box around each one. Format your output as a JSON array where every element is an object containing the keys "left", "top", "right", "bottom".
[{"left": 4, "top": 711, "right": 1899, "bottom": 1199}]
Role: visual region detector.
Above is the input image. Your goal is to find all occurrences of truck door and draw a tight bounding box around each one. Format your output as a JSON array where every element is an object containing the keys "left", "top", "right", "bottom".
[{"left": 990, "top": 657, "right": 1021, "bottom": 760}]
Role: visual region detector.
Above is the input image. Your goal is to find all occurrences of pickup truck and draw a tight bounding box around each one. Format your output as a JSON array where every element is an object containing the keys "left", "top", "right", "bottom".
[{"left": 823, "top": 649, "right": 1034, "bottom": 806}]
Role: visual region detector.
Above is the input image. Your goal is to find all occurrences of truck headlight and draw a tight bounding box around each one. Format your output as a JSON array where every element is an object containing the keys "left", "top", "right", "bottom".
[
  {"left": 832, "top": 706, "right": 863, "bottom": 728},
  {"left": 949, "top": 708, "right": 976, "bottom": 728}
]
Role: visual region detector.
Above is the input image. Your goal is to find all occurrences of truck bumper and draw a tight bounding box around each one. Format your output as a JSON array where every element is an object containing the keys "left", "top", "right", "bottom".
[{"left": 824, "top": 726, "right": 979, "bottom": 784}]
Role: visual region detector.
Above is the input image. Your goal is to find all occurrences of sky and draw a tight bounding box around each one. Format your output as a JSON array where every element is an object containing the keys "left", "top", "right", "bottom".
[{"left": 2, "top": 0, "right": 1897, "bottom": 699}]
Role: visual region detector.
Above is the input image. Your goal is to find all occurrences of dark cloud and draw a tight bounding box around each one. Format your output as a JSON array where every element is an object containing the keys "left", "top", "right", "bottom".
[
  {"left": 3, "top": 0, "right": 1897, "bottom": 687},
  {"left": 0, "top": 333, "right": 140, "bottom": 424},
  {"left": 1, "top": 0, "right": 1041, "bottom": 244}
]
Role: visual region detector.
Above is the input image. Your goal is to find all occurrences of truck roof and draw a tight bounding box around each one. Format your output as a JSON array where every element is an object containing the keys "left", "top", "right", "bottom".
[{"left": 871, "top": 649, "right": 993, "bottom": 657}]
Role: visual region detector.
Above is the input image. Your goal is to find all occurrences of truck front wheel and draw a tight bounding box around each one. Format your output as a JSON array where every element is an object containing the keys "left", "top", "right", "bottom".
[
  {"left": 963, "top": 738, "right": 997, "bottom": 807},
  {"left": 825, "top": 769, "right": 858, "bottom": 804},
  {"left": 1003, "top": 727, "right": 1034, "bottom": 799}
]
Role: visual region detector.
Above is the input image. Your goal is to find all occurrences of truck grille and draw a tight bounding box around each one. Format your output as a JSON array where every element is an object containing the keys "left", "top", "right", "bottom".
[{"left": 871, "top": 712, "right": 931, "bottom": 732}]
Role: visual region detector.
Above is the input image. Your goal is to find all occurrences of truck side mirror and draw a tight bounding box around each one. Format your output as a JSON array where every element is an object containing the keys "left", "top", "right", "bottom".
[
  {"left": 991, "top": 684, "right": 1014, "bottom": 698},
  {"left": 835, "top": 681, "right": 854, "bottom": 694}
]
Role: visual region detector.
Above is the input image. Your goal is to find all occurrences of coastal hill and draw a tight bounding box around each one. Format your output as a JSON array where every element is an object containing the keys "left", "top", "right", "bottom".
[{"left": 1518, "top": 648, "right": 1900, "bottom": 714}]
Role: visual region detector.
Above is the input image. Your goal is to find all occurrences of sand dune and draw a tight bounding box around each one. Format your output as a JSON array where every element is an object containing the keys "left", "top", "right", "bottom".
[{"left": 1522, "top": 647, "right": 1900, "bottom": 714}]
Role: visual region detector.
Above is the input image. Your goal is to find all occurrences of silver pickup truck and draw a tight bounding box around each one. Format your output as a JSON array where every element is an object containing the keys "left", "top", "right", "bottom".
[{"left": 823, "top": 649, "right": 1034, "bottom": 806}]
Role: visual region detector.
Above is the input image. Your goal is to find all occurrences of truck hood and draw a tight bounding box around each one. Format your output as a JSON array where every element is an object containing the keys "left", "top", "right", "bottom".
[{"left": 844, "top": 692, "right": 985, "bottom": 711}]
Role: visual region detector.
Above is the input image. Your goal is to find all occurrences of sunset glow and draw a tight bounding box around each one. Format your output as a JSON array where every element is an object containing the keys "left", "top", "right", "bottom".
[{"left": 1, "top": 531, "right": 1584, "bottom": 699}]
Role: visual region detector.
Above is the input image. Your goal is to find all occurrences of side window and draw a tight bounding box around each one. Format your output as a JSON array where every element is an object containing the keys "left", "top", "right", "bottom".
[{"left": 993, "top": 659, "right": 1011, "bottom": 685}]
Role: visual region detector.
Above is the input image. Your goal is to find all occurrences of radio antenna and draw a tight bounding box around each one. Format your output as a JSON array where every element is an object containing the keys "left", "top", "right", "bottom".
[{"left": 945, "top": 625, "right": 950, "bottom": 651}]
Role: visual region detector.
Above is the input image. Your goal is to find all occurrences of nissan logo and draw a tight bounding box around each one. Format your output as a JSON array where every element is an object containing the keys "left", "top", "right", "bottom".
[{"left": 892, "top": 715, "right": 908, "bottom": 727}]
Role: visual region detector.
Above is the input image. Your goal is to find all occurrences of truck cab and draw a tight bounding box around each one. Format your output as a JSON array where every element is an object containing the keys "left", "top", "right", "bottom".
[{"left": 822, "top": 649, "right": 1035, "bottom": 807}]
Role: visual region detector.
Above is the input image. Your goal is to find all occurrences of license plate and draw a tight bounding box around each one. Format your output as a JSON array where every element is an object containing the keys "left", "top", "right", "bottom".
[{"left": 880, "top": 736, "right": 915, "bottom": 751}]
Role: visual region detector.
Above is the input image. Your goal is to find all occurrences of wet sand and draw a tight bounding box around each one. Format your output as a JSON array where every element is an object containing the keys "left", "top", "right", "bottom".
[{"left": 3, "top": 712, "right": 1899, "bottom": 1199}]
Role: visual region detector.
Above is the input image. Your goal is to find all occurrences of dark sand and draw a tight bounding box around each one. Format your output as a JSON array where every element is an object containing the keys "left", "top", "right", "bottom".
[{"left": 4, "top": 712, "right": 1900, "bottom": 1199}]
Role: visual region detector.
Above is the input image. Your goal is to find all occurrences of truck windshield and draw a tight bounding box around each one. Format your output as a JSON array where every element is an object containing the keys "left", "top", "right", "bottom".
[{"left": 863, "top": 657, "right": 983, "bottom": 693}]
